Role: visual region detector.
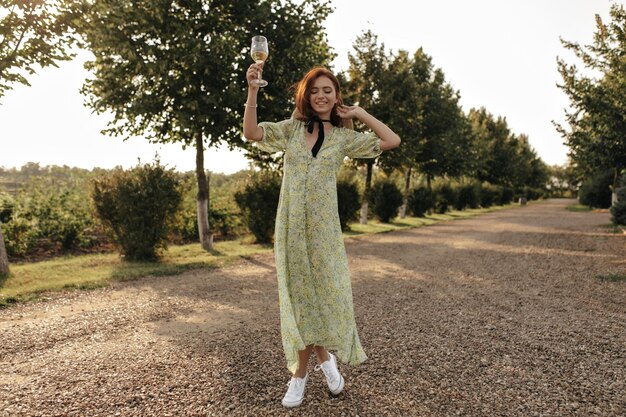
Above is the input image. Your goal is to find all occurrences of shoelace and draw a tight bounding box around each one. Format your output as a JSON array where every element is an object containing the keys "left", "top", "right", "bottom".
[
  {"left": 315, "top": 361, "right": 339, "bottom": 384},
  {"left": 286, "top": 377, "right": 306, "bottom": 393}
]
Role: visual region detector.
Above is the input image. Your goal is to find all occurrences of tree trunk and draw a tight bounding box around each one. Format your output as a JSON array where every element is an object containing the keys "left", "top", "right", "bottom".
[
  {"left": 360, "top": 161, "right": 373, "bottom": 224},
  {"left": 426, "top": 174, "right": 433, "bottom": 215},
  {"left": 0, "top": 225, "right": 9, "bottom": 278},
  {"left": 195, "top": 131, "right": 213, "bottom": 251},
  {"left": 399, "top": 166, "right": 412, "bottom": 218},
  {"left": 611, "top": 167, "right": 620, "bottom": 207}
]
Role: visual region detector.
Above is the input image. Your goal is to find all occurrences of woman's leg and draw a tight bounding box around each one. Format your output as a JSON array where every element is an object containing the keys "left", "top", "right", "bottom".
[
  {"left": 313, "top": 344, "right": 344, "bottom": 394},
  {"left": 294, "top": 345, "right": 314, "bottom": 378},
  {"left": 313, "top": 345, "right": 329, "bottom": 364}
]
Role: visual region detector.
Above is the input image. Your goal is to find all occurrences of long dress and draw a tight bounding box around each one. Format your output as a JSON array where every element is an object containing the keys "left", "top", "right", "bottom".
[{"left": 256, "top": 118, "right": 382, "bottom": 372}]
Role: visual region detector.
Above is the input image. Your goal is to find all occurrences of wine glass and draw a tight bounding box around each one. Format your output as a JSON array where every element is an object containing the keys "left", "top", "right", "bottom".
[{"left": 251, "top": 35, "right": 269, "bottom": 87}]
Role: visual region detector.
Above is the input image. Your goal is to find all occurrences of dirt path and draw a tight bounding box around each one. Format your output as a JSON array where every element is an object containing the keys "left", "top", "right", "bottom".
[{"left": 1, "top": 199, "right": 625, "bottom": 416}]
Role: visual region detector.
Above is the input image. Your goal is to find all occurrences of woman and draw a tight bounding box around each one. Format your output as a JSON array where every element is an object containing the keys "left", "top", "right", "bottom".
[{"left": 243, "top": 64, "right": 401, "bottom": 408}]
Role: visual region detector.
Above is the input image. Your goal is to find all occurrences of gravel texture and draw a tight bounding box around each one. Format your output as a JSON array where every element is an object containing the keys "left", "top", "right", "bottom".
[{"left": 1, "top": 199, "right": 625, "bottom": 416}]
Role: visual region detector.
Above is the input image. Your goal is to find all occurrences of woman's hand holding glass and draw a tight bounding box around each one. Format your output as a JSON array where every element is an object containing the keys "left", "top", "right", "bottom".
[
  {"left": 247, "top": 62, "right": 265, "bottom": 91},
  {"left": 250, "top": 35, "right": 269, "bottom": 87}
]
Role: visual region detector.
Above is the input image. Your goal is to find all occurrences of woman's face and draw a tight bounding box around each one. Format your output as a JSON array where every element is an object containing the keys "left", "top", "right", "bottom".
[{"left": 309, "top": 75, "right": 338, "bottom": 118}]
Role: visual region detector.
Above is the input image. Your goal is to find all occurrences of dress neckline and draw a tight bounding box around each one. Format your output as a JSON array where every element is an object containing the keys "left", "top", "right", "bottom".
[{"left": 304, "top": 123, "right": 334, "bottom": 156}]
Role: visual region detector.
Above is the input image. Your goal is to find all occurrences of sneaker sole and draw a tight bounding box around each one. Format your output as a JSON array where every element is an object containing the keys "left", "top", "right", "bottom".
[{"left": 282, "top": 398, "right": 304, "bottom": 408}]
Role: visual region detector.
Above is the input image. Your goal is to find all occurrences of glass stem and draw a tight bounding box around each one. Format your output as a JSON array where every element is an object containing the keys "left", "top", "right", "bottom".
[{"left": 256, "top": 60, "right": 263, "bottom": 82}]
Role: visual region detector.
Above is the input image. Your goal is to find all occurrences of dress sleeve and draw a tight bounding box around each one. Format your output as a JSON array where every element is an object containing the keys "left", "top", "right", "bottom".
[
  {"left": 256, "top": 119, "right": 294, "bottom": 153},
  {"left": 343, "top": 129, "right": 383, "bottom": 159}
]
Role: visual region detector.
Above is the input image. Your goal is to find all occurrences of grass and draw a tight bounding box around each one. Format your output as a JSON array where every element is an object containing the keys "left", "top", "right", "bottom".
[
  {"left": 600, "top": 223, "right": 623, "bottom": 234},
  {"left": 344, "top": 205, "right": 511, "bottom": 237},
  {"left": 0, "top": 238, "right": 271, "bottom": 308},
  {"left": 0, "top": 202, "right": 517, "bottom": 307},
  {"left": 597, "top": 273, "right": 626, "bottom": 282},
  {"left": 566, "top": 204, "right": 592, "bottom": 212}
]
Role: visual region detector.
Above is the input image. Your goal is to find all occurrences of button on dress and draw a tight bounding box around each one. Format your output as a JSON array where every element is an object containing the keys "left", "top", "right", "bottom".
[{"left": 256, "top": 118, "right": 382, "bottom": 372}]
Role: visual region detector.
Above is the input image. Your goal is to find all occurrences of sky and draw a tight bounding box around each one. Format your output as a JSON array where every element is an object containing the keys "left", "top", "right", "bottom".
[{"left": 0, "top": 0, "right": 621, "bottom": 174}]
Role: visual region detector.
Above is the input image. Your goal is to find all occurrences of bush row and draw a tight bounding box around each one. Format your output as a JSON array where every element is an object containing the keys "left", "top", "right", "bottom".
[
  {"left": 0, "top": 164, "right": 245, "bottom": 259},
  {"left": 0, "top": 163, "right": 546, "bottom": 259},
  {"left": 407, "top": 182, "right": 542, "bottom": 217}
]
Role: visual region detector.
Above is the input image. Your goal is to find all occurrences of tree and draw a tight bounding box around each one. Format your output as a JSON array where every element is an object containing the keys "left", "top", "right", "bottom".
[
  {"left": 77, "top": 0, "right": 334, "bottom": 251},
  {"left": 469, "top": 107, "right": 516, "bottom": 186},
  {"left": 0, "top": 226, "right": 8, "bottom": 277},
  {"left": 547, "top": 161, "right": 581, "bottom": 197},
  {"left": 468, "top": 108, "right": 548, "bottom": 193},
  {"left": 416, "top": 62, "right": 472, "bottom": 189},
  {"left": 0, "top": 0, "right": 79, "bottom": 99},
  {"left": 376, "top": 50, "right": 421, "bottom": 218},
  {"left": 556, "top": 4, "right": 626, "bottom": 205},
  {"left": 380, "top": 47, "right": 471, "bottom": 215},
  {"left": 344, "top": 30, "right": 389, "bottom": 224}
]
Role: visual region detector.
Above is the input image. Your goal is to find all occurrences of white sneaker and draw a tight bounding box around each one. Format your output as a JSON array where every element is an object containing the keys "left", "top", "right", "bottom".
[
  {"left": 315, "top": 352, "right": 345, "bottom": 395},
  {"left": 281, "top": 373, "right": 308, "bottom": 408}
]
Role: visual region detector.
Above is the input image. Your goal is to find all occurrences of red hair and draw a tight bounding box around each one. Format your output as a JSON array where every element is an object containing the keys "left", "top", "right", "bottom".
[{"left": 293, "top": 67, "right": 345, "bottom": 127}]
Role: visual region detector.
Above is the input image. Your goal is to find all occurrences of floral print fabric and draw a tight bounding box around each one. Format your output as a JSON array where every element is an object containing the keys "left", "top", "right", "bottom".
[{"left": 256, "top": 118, "right": 382, "bottom": 372}]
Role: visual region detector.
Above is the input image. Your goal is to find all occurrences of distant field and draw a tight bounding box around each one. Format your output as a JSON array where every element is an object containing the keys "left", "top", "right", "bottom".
[{"left": 0, "top": 179, "right": 19, "bottom": 194}]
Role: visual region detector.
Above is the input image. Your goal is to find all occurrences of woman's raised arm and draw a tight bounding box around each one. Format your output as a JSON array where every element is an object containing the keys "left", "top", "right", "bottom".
[
  {"left": 243, "top": 62, "right": 264, "bottom": 141},
  {"left": 336, "top": 105, "right": 401, "bottom": 151}
]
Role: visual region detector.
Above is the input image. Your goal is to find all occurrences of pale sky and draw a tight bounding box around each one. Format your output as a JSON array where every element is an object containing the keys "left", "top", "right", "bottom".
[{"left": 0, "top": 0, "right": 621, "bottom": 173}]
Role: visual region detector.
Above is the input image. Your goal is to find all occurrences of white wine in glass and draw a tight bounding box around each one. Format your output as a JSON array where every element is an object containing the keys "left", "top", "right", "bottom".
[{"left": 251, "top": 35, "right": 269, "bottom": 87}]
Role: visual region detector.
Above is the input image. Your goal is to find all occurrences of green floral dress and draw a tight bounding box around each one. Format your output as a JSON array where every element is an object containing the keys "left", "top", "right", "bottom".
[{"left": 256, "top": 118, "right": 382, "bottom": 372}]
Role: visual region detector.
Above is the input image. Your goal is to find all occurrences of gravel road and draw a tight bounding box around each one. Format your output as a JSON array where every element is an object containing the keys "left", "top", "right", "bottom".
[{"left": 1, "top": 199, "right": 625, "bottom": 416}]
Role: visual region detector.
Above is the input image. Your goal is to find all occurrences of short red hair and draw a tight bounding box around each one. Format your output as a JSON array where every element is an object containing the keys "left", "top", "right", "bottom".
[{"left": 293, "top": 67, "right": 345, "bottom": 127}]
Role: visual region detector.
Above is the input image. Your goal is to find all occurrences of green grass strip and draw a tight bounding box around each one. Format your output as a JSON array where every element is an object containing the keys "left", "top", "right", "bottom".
[
  {"left": 566, "top": 204, "right": 592, "bottom": 212},
  {"left": 0, "top": 239, "right": 271, "bottom": 307},
  {"left": 0, "top": 203, "right": 519, "bottom": 307},
  {"left": 597, "top": 273, "right": 626, "bottom": 282}
]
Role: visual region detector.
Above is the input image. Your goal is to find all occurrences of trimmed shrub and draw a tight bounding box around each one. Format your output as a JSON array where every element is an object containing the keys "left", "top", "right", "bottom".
[
  {"left": 369, "top": 180, "right": 403, "bottom": 223},
  {"left": 407, "top": 187, "right": 434, "bottom": 217},
  {"left": 92, "top": 162, "right": 182, "bottom": 261},
  {"left": 579, "top": 169, "right": 612, "bottom": 209},
  {"left": 455, "top": 183, "right": 480, "bottom": 210},
  {"left": 234, "top": 173, "right": 281, "bottom": 243},
  {"left": 0, "top": 216, "right": 37, "bottom": 257},
  {"left": 610, "top": 186, "right": 626, "bottom": 225},
  {"left": 434, "top": 184, "right": 458, "bottom": 214},
  {"left": 337, "top": 179, "right": 361, "bottom": 231},
  {"left": 0, "top": 192, "right": 14, "bottom": 223},
  {"left": 480, "top": 183, "right": 502, "bottom": 208},
  {"left": 500, "top": 187, "right": 515, "bottom": 205},
  {"left": 524, "top": 186, "right": 544, "bottom": 201}
]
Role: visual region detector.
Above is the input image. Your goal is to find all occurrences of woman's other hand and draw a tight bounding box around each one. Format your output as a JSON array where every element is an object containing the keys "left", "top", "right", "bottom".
[{"left": 336, "top": 104, "right": 366, "bottom": 120}]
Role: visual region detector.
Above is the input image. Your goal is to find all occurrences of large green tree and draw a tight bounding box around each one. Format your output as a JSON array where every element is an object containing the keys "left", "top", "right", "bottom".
[
  {"left": 77, "top": 0, "right": 333, "bottom": 250},
  {"left": 375, "top": 49, "right": 420, "bottom": 218},
  {"left": 344, "top": 30, "right": 389, "bottom": 224},
  {"left": 417, "top": 62, "right": 471, "bottom": 189},
  {"left": 469, "top": 107, "right": 516, "bottom": 186},
  {"left": 469, "top": 107, "right": 547, "bottom": 190},
  {"left": 556, "top": 4, "right": 626, "bottom": 204},
  {"left": 379, "top": 47, "right": 472, "bottom": 204},
  {"left": 0, "top": 0, "right": 78, "bottom": 99}
]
